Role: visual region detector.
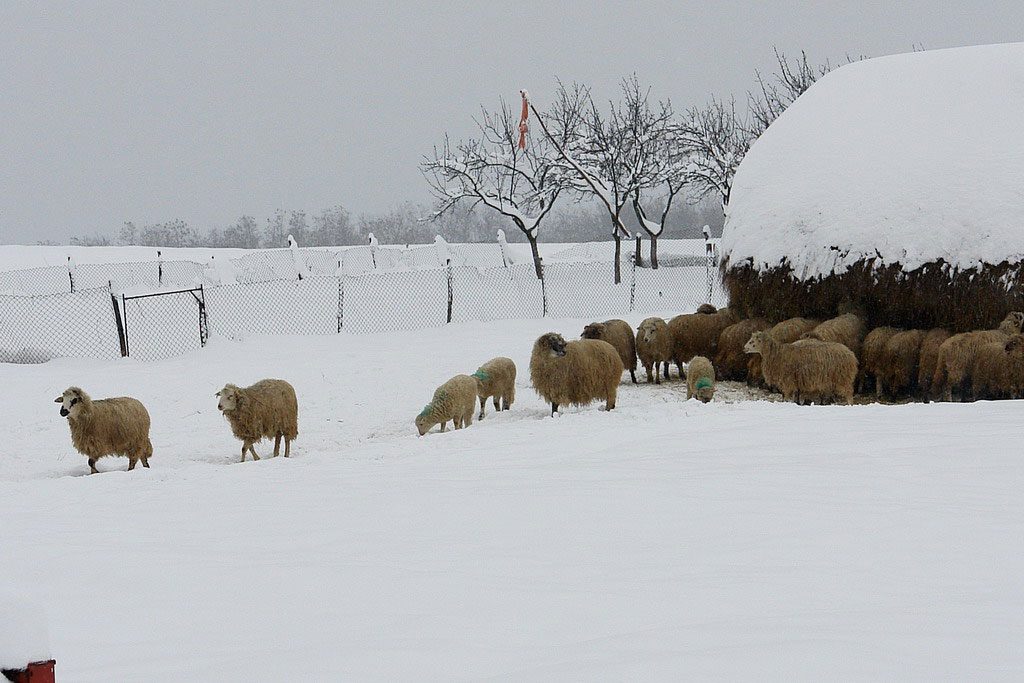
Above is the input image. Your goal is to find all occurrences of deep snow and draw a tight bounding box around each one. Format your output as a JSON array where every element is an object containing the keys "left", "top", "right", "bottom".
[
  {"left": 722, "top": 42, "right": 1024, "bottom": 278},
  {"left": 2, "top": 318, "right": 1023, "bottom": 679}
]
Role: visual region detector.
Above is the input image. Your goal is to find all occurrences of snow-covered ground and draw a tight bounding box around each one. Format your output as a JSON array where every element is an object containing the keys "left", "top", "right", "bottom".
[{"left": 3, "top": 317, "right": 1023, "bottom": 679}]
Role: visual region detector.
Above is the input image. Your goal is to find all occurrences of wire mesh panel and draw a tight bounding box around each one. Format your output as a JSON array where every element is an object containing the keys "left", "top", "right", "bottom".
[
  {"left": 340, "top": 247, "right": 375, "bottom": 275},
  {"left": 0, "top": 266, "right": 71, "bottom": 295},
  {"left": 544, "top": 262, "right": 632, "bottom": 319},
  {"left": 230, "top": 250, "right": 299, "bottom": 283},
  {"left": 206, "top": 277, "right": 340, "bottom": 340},
  {"left": 160, "top": 260, "right": 207, "bottom": 288},
  {"left": 632, "top": 266, "right": 727, "bottom": 314},
  {"left": 450, "top": 264, "right": 543, "bottom": 322},
  {"left": 447, "top": 243, "right": 506, "bottom": 268},
  {"left": 342, "top": 269, "right": 447, "bottom": 333},
  {"left": 300, "top": 249, "right": 341, "bottom": 276},
  {"left": 76, "top": 261, "right": 159, "bottom": 291},
  {"left": 122, "top": 289, "right": 205, "bottom": 361},
  {"left": 0, "top": 287, "right": 121, "bottom": 363}
]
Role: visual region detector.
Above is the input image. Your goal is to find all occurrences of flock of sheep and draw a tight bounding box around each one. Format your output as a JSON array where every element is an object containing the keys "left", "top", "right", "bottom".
[{"left": 53, "top": 304, "right": 1024, "bottom": 472}]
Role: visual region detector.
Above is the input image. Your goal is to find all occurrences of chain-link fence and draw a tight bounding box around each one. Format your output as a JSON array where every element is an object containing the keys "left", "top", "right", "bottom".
[{"left": 0, "top": 241, "right": 727, "bottom": 363}]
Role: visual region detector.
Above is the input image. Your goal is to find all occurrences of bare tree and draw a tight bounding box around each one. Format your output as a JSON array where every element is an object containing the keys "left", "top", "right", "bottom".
[
  {"left": 681, "top": 97, "right": 751, "bottom": 210},
  {"left": 421, "top": 97, "right": 567, "bottom": 278},
  {"left": 531, "top": 82, "right": 644, "bottom": 284}
]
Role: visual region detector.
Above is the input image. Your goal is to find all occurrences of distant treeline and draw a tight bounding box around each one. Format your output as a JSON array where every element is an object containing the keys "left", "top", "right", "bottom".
[{"left": 63, "top": 198, "right": 723, "bottom": 248}]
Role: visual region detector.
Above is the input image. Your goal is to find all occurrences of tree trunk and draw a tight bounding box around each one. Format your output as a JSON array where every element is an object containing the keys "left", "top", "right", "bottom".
[
  {"left": 527, "top": 233, "right": 543, "bottom": 280},
  {"left": 634, "top": 235, "right": 643, "bottom": 268},
  {"left": 650, "top": 235, "right": 658, "bottom": 270},
  {"left": 613, "top": 232, "right": 622, "bottom": 285}
]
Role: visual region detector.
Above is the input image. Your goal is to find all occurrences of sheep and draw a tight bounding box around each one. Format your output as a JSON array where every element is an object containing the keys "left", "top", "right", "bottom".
[
  {"left": 55, "top": 386, "right": 152, "bottom": 474},
  {"left": 686, "top": 356, "right": 716, "bottom": 402},
  {"left": 472, "top": 357, "right": 516, "bottom": 420},
  {"left": 801, "top": 313, "right": 867, "bottom": 358},
  {"left": 695, "top": 303, "right": 718, "bottom": 314},
  {"left": 530, "top": 332, "right": 623, "bottom": 416},
  {"left": 415, "top": 374, "right": 478, "bottom": 435},
  {"left": 744, "top": 332, "right": 857, "bottom": 405},
  {"left": 931, "top": 312, "right": 1024, "bottom": 401},
  {"left": 668, "top": 307, "right": 740, "bottom": 377},
  {"left": 916, "top": 328, "right": 951, "bottom": 401},
  {"left": 636, "top": 317, "right": 673, "bottom": 384},
  {"left": 746, "top": 317, "right": 820, "bottom": 388},
  {"left": 877, "top": 329, "right": 926, "bottom": 399},
  {"left": 216, "top": 379, "right": 299, "bottom": 461},
  {"left": 969, "top": 334, "right": 1024, "bottom": 401},
  {"left": 581, "top": 319, "right": 638, "bottom": 384},
  {"left": 858, "top": 326, "right": 902, "bottom": 396},
  {"left": 713, "top": 318, "right": 771, "bottom": 381}
]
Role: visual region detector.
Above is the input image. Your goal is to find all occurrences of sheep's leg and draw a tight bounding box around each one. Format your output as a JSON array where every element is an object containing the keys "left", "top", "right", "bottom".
[
  {"left": 274, "top": 434, "right": 282, "bottom": 457},
  {"left": 284, "top": 439, "right": 291, "bottom": 458},
  {"left": 478, "top": 396, "right": 487, "bottom": 420},
  {"left": 249, "top": 445, "right": 260, "bottom": 460},
  {"left": 662, "top": 362, "right": 669, "bottom": 380},
  {"left": 142, "top": 458, "right": 150, "bottom": 468},
  {"left": 440, "top": 421, "right": 447, "bottom": 432},
  {"left": 493, "top": 396, "right": 500, "bottom": 412},
  {"left": 240, "top": 444, "right": 247, "bottom": 463},
  {"left": 629, "top": 369, "right": 637, "bottom": 384},
  {"left": 606, "top": 384, "right": 617, "bottom": 411},
  {"left": 128, "top": 458, "right": 137, "bottom": 471},
  {"left": 88, "top": 458, "right": 98, "bottom": 474},
  {"left": 551, "top": 402, "right": 559, "bottom": 416}
]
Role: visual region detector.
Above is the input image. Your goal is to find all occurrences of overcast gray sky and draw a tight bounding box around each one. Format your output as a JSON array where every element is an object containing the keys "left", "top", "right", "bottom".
[{"left": 2, "top": 1, "right": 1022, "bottom": 243}]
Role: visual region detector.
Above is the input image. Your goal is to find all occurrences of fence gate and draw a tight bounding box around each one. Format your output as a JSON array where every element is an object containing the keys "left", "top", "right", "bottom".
[{"left": 120, "top": 287, "right": 208, "bottom": 361}]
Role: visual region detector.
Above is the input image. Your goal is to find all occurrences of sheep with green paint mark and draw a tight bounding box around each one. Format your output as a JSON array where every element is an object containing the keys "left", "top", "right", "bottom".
[
  {"left": 686, "top": 356, "right": 716, "bottom": 403},
  {"left": 415, "top": 374, "right": 478, "bottom": 436},
  {"left": 471, "top": 357, "right": 516, "bottom": 420}
]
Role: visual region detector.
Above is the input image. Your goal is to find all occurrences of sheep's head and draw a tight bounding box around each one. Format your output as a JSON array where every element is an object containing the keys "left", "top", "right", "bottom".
[
  {"left": 54, "top": 386, "right": 88, "bottom": 418},
  {"left": 1002, "top": 311, "right": 1024, "bottom": 334},
  {"left": 535, "top": 333, "right": 567, "bottom": 358},
  {"left": 415, "top": 405, "right": 433, "bottom": 436},
  {"left": 695, "top": 304, "right": 717, "bottom": 314},
  {"left": 215, "top": 384, "right": 241, "bottom": 412},
  {"left": 638, "top": 320, "right": 659, "bottom": 344},
  {"left": 581, "top": 323, "right": 605, "bottom": 340},
  {"left": 744, "top": 331, "right": 767, "bottom": 354}
]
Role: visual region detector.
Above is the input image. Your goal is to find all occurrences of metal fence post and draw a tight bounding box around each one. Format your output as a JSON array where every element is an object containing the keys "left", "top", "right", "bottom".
[
  {"left": 196, "top": 285, "right": 208, "bottom": 347},
  {"left": 157, "top": 250, "right": 163, "bottom": 286},
  {"left": 120, "top": 293, "right": 130, "bottom": 357},
  {"left": 703, "top": 225, "right": 714, "bottom": 304},
  {"left": 337, "top": 276, "right": 344, "bottom": 333},
  {"left": 540, "top": 258, "right": 548, "bottom": 317},
  {"left": 446, "top": 259, "right": 454, "bottom": 324},
  {"left": 68, "top": 256, "right": 75, "bottom": 293},
  {"left": 629, "top": 255, "right": 637, "bottom": 312},
  {"left": 109, "top": 285, "right": 128, "bottom": 357}
]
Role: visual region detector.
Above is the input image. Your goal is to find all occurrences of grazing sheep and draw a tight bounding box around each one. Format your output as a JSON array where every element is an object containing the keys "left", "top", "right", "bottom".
[
  {"left": 472, "top": 357, "right": 516, "bottom": 420},
  {"left": 695, "top": 303, "right": 718, "bottom": 314},
  {"left": 686, "top": 356, "right": 716, "bottom": 402},
  {"left": 216, "top": 379, "right": 299, "bottom": 461},
  {"left": 858, "top": 326, "right": 902, "bottom": 396},
  {"left": 744, "top": 332, "right": 857, "bottom": 405},
  {"left": 530, "top": 333, "right": 623, "bottom": 416},
  {"left": 802, "top": 313, "right": 867, "bottom": 358},
  {"left": 916, "top": 328, "right": 952, "bottom": 400},
  {"left": 55, "top": 387, "right": 152, "bottom": 474},
  {"left": 581, "top": 319, "right": 638, "bottom": 384},
  {"left": 415, "top": 374, "right": 478, "bottom": 435},
  {"left": 747, "top": 317, "right": 820, "bottom": 388},
  {"left": 878, "top": 329, "right": 926, "bottom": 398},
  {"left": 636, "top": 317, "right": 673, "bottom": 384},
  {"left": 714, "top": 318, "right": 771, "bottom": 381},
  {"left": 668, "top": 307, "right": 740, "bottom": 376},
  {"left": 931, "top": 312, "right": 1024, "bottom": 401}
]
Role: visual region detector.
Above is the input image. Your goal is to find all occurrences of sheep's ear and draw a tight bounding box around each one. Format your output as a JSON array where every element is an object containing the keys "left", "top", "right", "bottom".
[
  {"left": 215, "top": 391, "right": 221, "bottom": 397},
  {"left": 54, "top": 396, "right": 63, "bottom": 403}
]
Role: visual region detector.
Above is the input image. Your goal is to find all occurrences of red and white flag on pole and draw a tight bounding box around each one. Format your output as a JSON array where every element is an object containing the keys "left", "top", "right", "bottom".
[{"left": 518, "top": 90, "right": 529, "bottom": 149}]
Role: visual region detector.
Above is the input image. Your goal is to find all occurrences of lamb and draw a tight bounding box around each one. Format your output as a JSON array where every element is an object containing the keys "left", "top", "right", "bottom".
[
  {"left": 472, "top": 357, "right": 516, "bottom": 420},
  {"left": 877, "top": 329, "right": 926, "bottom": 399},
  {"left": 530, "top": 332, "right": 623, "bottom": 416},
  {"left": 55, "top": 386, "right": 152, "bottom": 474},
  {"left": 916, "top": 328, "right": 951, "bottom": 401},
  {"left": 668, "top": 307, "right": 740, "bottom": 376},
  {"left": 216, "top": 379, "right": 299, "bottom": 461},
  {"left": 746, "top": 317, "right": 819, "bottom": 388},
  {"left": 931, "top": 312, "right": 1024, "bottom": 401},
  {"left": 581, "top": 319, "right": 638, "bottom": 384},
  {"left": 801, "top": 313, "right": 867, "bottom": 358},
  {"left": 713, "top": 318, "right": 771, "bottom": 381},
  {"left": 686, "top": 356, "right": 716, "bottom": 402},
  {"left": 415, "top": 374, "right": 478, "bottom": 435},
  {"left": 636, "top": 317, "right": 673, "bottom": 384},
  {"left": 744, "top": 332, "right": 857, "bottom": 405},
  {"left": 858, "top": 326, "right": 902, "bottom": 396}
]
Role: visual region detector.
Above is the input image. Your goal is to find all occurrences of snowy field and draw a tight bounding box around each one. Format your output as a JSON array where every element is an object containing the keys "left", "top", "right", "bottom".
[{"left": 3, "top": 316, "right": 1024, "bottom": 679}]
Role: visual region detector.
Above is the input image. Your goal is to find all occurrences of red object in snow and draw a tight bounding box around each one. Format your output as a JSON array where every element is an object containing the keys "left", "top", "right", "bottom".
[
  {"left": 518, "top": 90, "right": 529, "bottom": 149},
  {"left": 2, "top": 660, "right": 55, "bottom": 683}
]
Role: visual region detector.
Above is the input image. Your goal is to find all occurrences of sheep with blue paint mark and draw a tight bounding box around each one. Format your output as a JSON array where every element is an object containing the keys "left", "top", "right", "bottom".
[
  {"left": 686, "top": 356, "right": 716, "bottom": 403},
  {"left": 415, "top": 374, "right": 478, "bottom": 435},
  {"left": 471, "top": 357, "right": 516, "bottom": 420}
]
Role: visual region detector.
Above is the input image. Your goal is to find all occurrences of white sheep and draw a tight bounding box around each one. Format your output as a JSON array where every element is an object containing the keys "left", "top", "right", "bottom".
[
  {"left": 216, "top": 379, "right": 299, "bottom": 462},
  {"left": 55, "top": 386, "right": 153, "bottom": 474}
]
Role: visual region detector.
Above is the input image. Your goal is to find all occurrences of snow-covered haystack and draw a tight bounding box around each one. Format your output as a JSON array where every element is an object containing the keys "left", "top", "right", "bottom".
[{"left": 721, "top": 43, "right": 1024, "bottom": 332}]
